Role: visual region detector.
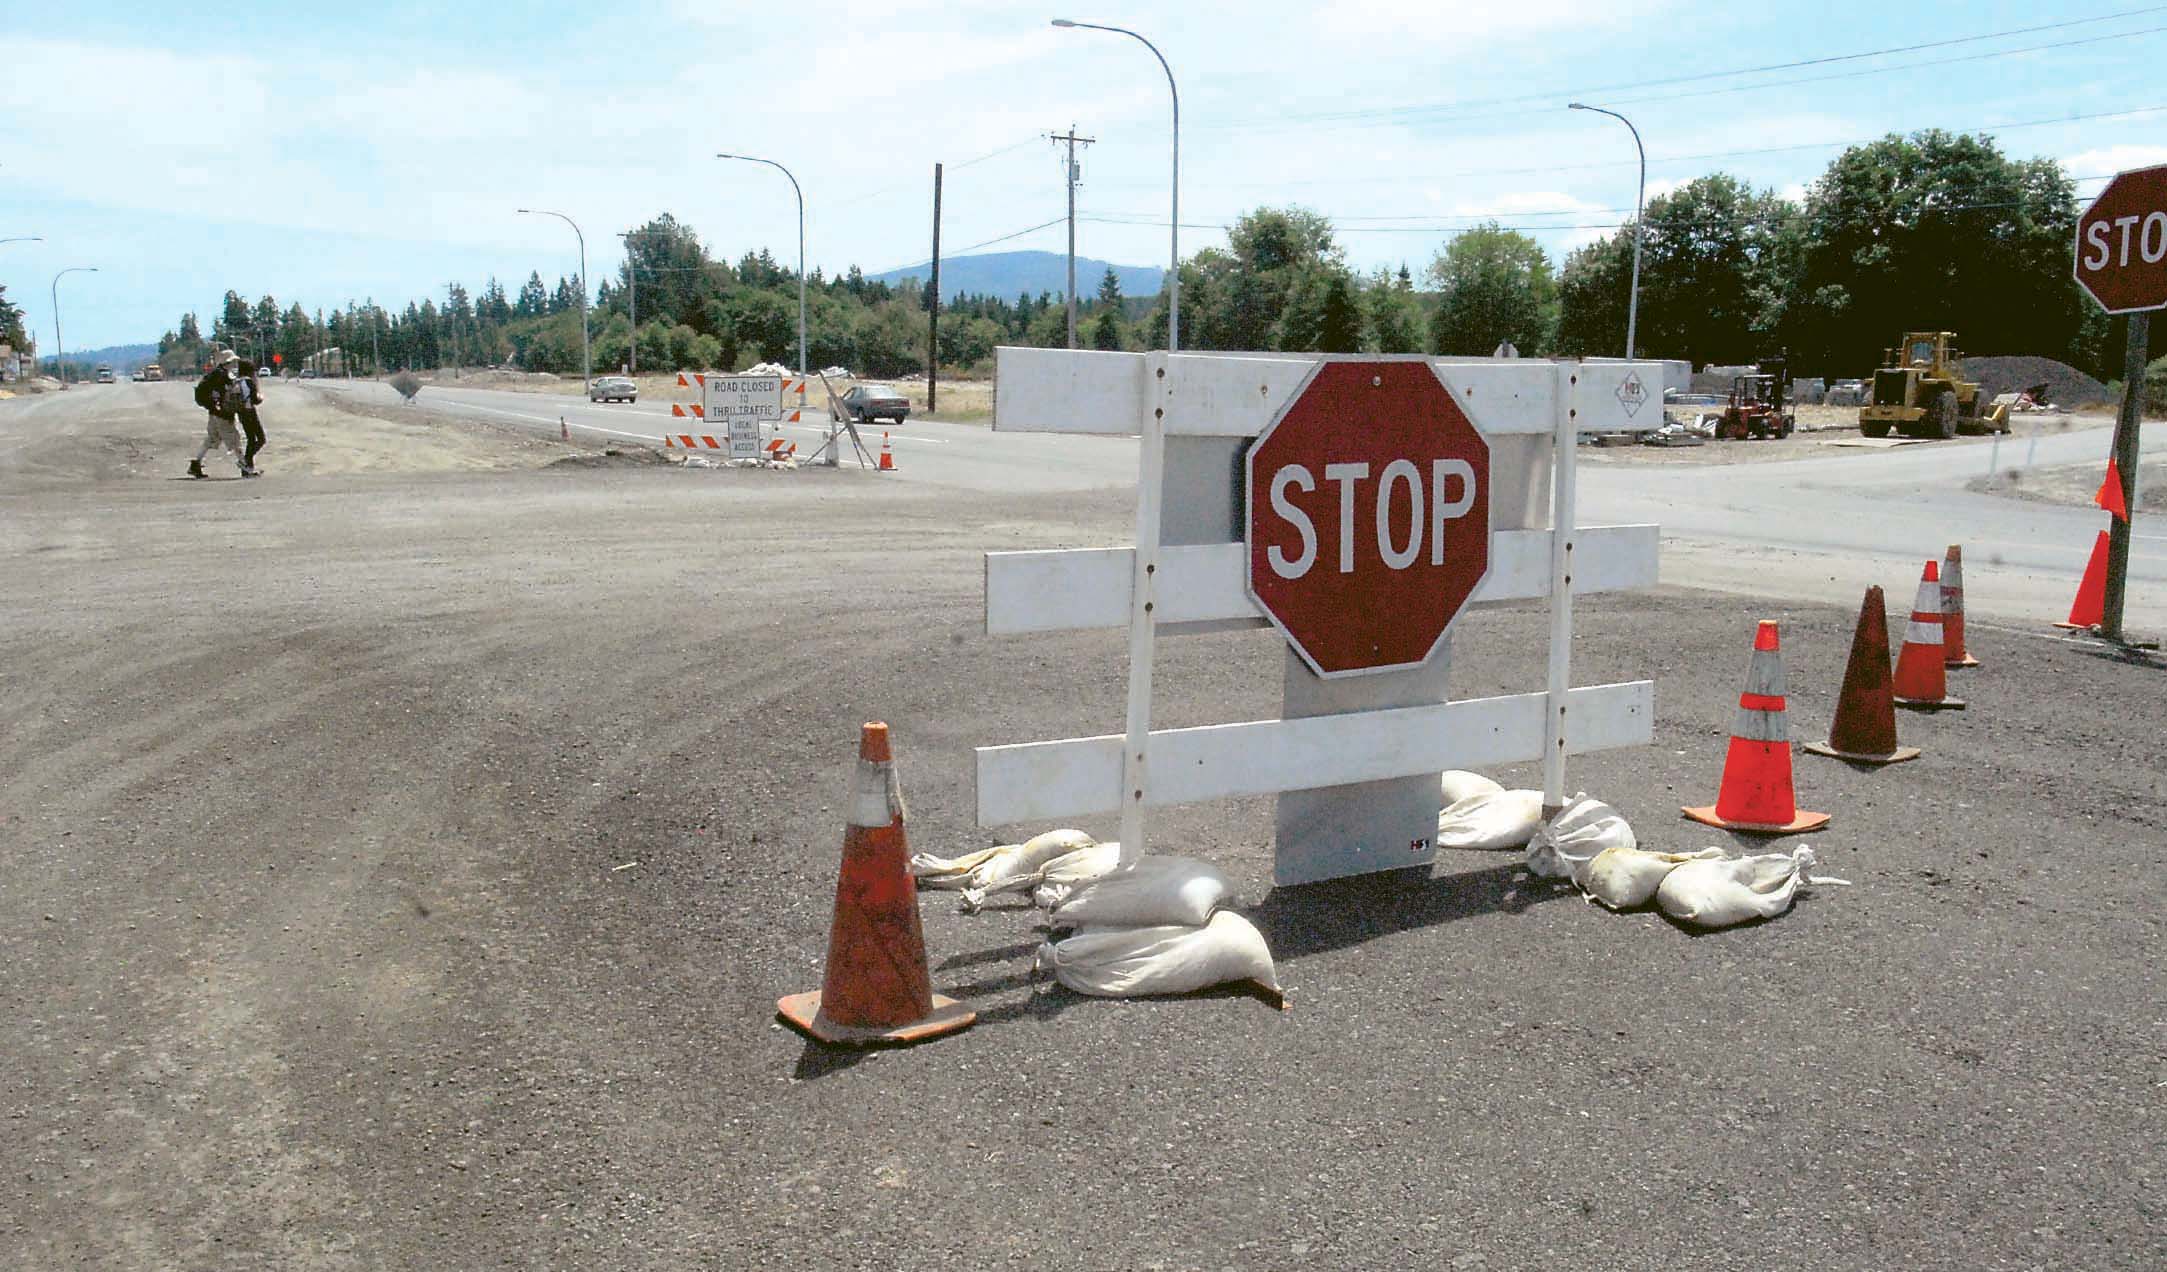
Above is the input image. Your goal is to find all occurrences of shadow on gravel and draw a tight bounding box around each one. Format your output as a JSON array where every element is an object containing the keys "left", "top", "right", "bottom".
[{"left": 1251, "top": 861, "right": 1568, "bottom": 962}]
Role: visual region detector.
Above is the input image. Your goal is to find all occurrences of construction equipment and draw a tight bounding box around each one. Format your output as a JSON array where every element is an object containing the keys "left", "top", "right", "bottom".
[
  {"left": 1858, "top": 332, "right": 2012, "bottom": 439},
  {"left": 1713, "top": 372, "right": 1794, "bottom": 440}
]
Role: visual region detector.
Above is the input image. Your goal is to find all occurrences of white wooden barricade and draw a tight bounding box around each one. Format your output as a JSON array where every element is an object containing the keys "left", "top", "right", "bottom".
[{"left": 977, "top": 348, "right": 1663, "bottom": 886}]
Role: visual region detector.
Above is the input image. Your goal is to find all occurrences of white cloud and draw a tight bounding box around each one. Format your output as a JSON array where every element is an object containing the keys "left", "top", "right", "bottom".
[{"left": 2063, "top": 145, "right": 2167, "bottom": 178}]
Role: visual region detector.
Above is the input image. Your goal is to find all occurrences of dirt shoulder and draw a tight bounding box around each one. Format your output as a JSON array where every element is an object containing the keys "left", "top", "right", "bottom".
[
  {"left": 0, "top": 380, "right": 581, "bottom": 490},
  {"left": 1969, "top": 453, "right": 2166, "bottom": 513}
]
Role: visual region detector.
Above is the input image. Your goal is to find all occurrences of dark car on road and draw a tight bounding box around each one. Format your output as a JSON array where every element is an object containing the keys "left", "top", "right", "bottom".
[{"left": 834, "top": 383, "right": 910, "bottom": 426}]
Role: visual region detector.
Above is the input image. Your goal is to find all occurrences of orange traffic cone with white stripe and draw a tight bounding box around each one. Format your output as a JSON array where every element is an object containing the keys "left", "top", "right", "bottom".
[
  {"left": 777, "top": 723, "right": 976, "bottom": 1046},
  {"left": 1803, "top": 586, "right": 1921, "bottom": 766},
  {"left": 1940, "top": 544, "right": 1979, "bottom": 668},
  {"left": 2055, "top": 530, "right": 2110, "bottom": 631},
  {"left": 1683, "top": 620, "right": 1831, "bottom": 835},
  {"left": 878, "top": 431, "right": 895, "bottom": 471},
  {"left": 1892, "top": 560, "right": 1965, "bottom": 711}
]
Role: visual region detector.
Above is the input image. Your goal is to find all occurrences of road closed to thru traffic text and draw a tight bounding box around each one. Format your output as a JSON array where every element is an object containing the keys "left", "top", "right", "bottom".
[{"left": 1246, "top": 359, "right": 1491, "bottom": 678}]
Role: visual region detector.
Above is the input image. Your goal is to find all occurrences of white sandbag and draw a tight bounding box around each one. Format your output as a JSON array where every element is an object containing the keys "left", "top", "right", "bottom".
[
  {"left": 1523, "top": 792, "right": 1633, "bottom": 880},
  {"left": 1440, "top": 769, "right": 1503, "bottom": 806},
  {"left": 1035, "top": 909, "right": 1285, "bottom": 1006},
  {"left": 1655, "top": 846, "right": 1852, "bottom": 930},
  {"left": 1436, "top": 788, "right": 1545, "bottom": 851},
  {"left": 1582, "top": 845, "right": 1726, "bottom": 910},
  {"left": 911, "top": 828, "right": 1096, "bottom": 892},
  {"left": 1051, "top": 855, "right": 1234, "bottom": 929},
  {"left": 1028, "top": 839, "right": 1124, "bottom": 910}
]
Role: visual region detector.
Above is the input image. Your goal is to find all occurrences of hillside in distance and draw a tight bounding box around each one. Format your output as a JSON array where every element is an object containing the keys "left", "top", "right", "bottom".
[
  {"left": 46, "top": 342, "right": 159, "bottom": 372},
  {"left": 871, "top": 250, "right": 1163, "bottom": 303}
]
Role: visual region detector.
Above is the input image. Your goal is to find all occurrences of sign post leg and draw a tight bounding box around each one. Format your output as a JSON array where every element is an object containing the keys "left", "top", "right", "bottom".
[
  {"left": 1541, "top": 368, "right": 1581, "bottom": 816},
  {"left": 1117, "top": 355, "right": 1168, "bottom": 865},
  {"left": 2101, "top": 312, "right": 2150, "bottom": 643}
]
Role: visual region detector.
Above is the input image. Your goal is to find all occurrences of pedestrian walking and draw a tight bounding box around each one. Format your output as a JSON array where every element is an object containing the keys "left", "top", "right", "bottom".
[
  {"left": 187, "top": 350, "right": 250, "bottom": 479},
  {"left": 235, "top": 358, "right": 268, "bottom": 475}
]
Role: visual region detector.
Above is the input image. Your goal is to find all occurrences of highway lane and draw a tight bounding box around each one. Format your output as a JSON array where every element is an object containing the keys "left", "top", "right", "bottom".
[
  {"left": 1586, "top": 419, "right": 2167, "bottom": 630},
  {"left": 59, "top": 377, "right": 2167, "bottom": 630}
]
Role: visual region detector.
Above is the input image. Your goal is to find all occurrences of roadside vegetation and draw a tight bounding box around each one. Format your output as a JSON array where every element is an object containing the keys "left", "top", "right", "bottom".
[{"left": 154, "top": 128, "right": 2150, "bottom": 384}]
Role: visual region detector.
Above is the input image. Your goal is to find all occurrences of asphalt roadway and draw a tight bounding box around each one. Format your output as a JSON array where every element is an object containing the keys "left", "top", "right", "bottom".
[
  {"left": 310, "top": 376, "right": 2167, "bottom": 632},
  {"left": 3, "top": 381, "right": 2164, "bottom": 1269}
]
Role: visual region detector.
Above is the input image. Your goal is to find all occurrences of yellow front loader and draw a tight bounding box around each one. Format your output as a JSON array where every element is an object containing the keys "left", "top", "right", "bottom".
[{"left": 1857, "top": 332, "right": 2012, "bottom": 439}]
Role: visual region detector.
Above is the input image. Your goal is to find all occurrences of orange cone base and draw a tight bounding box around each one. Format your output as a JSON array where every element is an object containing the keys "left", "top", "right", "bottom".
[
  {"left": 1893, "top": 694, "right": 1965, "bottom": 711},
  {"left": 1801, "top": 740, "right": 1921, "bottom": 766},
  {"left": 1945, "top": 653, "right": 1981, "bottom": 669},
  {"left": 1681, "top": 804, "right": 1831, "bottom": 835},
  {"left": 2052, "top": 621, "right": 2095, "bottom": 631},
  {"left": 776, "top": 990, "right": 975, "bottom": 1047}
]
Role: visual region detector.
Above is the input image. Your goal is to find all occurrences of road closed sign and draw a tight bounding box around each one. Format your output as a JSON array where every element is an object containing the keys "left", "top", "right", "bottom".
[
  {"left": 1245, "top": 360, "right": 1492, "bottom": 677},
  {"left": 2075, "top": 163, "right": 2167, "bottom": 314},
  {"left": 705, "top": 374, "right": 785, "bottom": 459}
]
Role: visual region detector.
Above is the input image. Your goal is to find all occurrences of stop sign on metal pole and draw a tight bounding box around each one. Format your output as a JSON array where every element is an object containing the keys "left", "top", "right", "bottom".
[
  {"left": 2075, "top": 163, "right": 2167, "bottom": 314},
  {"left": 1246, "top": 360, "right": 1492, "bottom": 678}
]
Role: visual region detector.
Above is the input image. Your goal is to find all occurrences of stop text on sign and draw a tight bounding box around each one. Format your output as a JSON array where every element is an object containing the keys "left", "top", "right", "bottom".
[
  {"left": 1263, "top": 458, "right": 1480, "bottom": 578},
  {"left": 1245, "top": 359, "right": 1494, "bottom": 678},
  {"left": 2080, "top": 210, "right": 2167, "bottom": 270}
]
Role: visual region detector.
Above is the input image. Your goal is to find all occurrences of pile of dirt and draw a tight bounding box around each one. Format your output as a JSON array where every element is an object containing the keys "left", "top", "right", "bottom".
[
  {"left": 1962, "top": 355, "right": 2109, "bottom": 409},
  {"left": 546, "top": 447, "right": 671, "bottom": 469}
]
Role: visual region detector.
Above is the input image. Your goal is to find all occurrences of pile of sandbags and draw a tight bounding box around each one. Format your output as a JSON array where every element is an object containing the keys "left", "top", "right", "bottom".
[
  {"left": 916, "top": 833, "right": 1284, "bottom": 1007},
  {"left": 1516, "top": 790, "right": 1849, "bottom": 927},
  {"left": 1437, "top": 771, "right": 1545, "bottom": 850}
]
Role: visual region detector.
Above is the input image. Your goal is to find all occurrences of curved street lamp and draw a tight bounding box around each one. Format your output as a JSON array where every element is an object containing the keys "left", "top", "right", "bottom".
[
  {"left": 51, "top": 266, "right": 98, "bottom": 389},
  {"left": 715, "top": 153, "right": 807, "bottom": 394},
  {"left": 517, "top": 208, "right": 591, "bottom": 390},
  {"left": 1569, "top": 102, "right": 1646, "bottom": 360},
  {"left": 1053, "top": 18, "right": 1179, "bottom": 352}
]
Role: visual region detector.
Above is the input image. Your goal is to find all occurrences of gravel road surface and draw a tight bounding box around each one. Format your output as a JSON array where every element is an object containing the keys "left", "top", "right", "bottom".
[{"left": 3, "top": 381, "right": 2162, "bottom": 1270}]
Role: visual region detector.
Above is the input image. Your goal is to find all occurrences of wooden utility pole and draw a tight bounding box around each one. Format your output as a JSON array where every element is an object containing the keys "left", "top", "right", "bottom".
[
  {"left": 2100, "top": 311, "right": 2151, "bottom": 642},
  {"left": 1050, "top": 126, "right": 1095, "bottom": 349},
  {"left": 928, "top": 162, "right": 942, "bottom": 414}
]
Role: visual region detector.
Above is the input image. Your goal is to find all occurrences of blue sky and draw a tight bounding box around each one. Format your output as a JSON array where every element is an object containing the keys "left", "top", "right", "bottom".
[{"left": 8, "top": 0, "right": 2166, "bottom": 350}]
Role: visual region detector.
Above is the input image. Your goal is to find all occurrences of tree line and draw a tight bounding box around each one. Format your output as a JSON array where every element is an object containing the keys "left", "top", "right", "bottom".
[{"left": 155, "top": 129, "right": 2151, "bottom": 384}]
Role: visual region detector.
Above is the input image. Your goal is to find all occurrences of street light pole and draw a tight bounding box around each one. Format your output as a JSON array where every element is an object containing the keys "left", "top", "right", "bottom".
[
  {"left": 716, "top": 153, "right": 807, "bottom": 391},
  {"left": 1570, "top": 103, "right": 1645, "bottom": 360},
  {"left": 50, "top": 266, "right": 98, "bottom": 389},
  {"left": 517, "top": 208, "right": 591, "bottom": 391},
  {"left": 1053, "top": 19, "right": 1178, "bottom": 352}
]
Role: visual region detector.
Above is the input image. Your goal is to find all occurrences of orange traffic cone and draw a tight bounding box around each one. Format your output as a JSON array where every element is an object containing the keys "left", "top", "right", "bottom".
[
  {"left": 1892, "top": 560, "right": 1965, "bottom": 711},
  {"left": 878, "top": 431, "right": 895, "bottom": 471},
  {"left": 2055, "top": 530, "right": 2110, "bottom": 631},
  {"left": 1803, "top": 586, "right": 1921, "bottom": 765},
  {"left": 560, "top": 416, "right": 570, "bottom": 442},
  {"left": 1941, "top": 544, "right": 1979, "bottom": 669},
  {"left": 777, "top": 723, "right": 975, "bottom": 1046},
  {"left": 1683, "top": 620, "right": 1831, "bottom": 834}
]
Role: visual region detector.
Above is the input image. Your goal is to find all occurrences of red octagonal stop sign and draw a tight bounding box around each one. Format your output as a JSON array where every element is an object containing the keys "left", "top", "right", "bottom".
[
  {"left": 2075, "top": 163, "right": 2167, "bottom": 315},
  {"left": 1246, "top": 359, "right": 1491, "bottom": 678}
]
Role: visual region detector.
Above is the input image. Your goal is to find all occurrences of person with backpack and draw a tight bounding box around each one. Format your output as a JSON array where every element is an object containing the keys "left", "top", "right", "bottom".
[
  {"left": 187, "top": 350, "right": 251, "bottom": 479},
  {"left": 235, "top": 358, "right": 268, "bottom": 475}
]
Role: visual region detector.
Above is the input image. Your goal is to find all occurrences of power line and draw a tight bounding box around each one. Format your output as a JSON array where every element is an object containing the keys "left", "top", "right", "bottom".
[
  {"left": 1101, "top": 104, "right": 2167, "bottom": 192},
  {"left": 1203, "top": 7, "right": 2167, "bottom": 130},
  {"left": 872, "top": 216, "right": 1067, "bottom": 278}
]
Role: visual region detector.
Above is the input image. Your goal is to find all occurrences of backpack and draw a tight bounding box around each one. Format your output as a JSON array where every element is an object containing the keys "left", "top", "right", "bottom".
[{"left": 193, "top": 373, "right": 220, "bottom": 411}]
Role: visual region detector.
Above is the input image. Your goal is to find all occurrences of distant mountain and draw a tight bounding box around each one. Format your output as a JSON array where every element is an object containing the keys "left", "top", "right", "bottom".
[
  {"left": 45, "top": 342, "right": 158, "bottom": 372},
  {"left": 871, "top": 250, "right": 1163, "bottom": 304}
]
